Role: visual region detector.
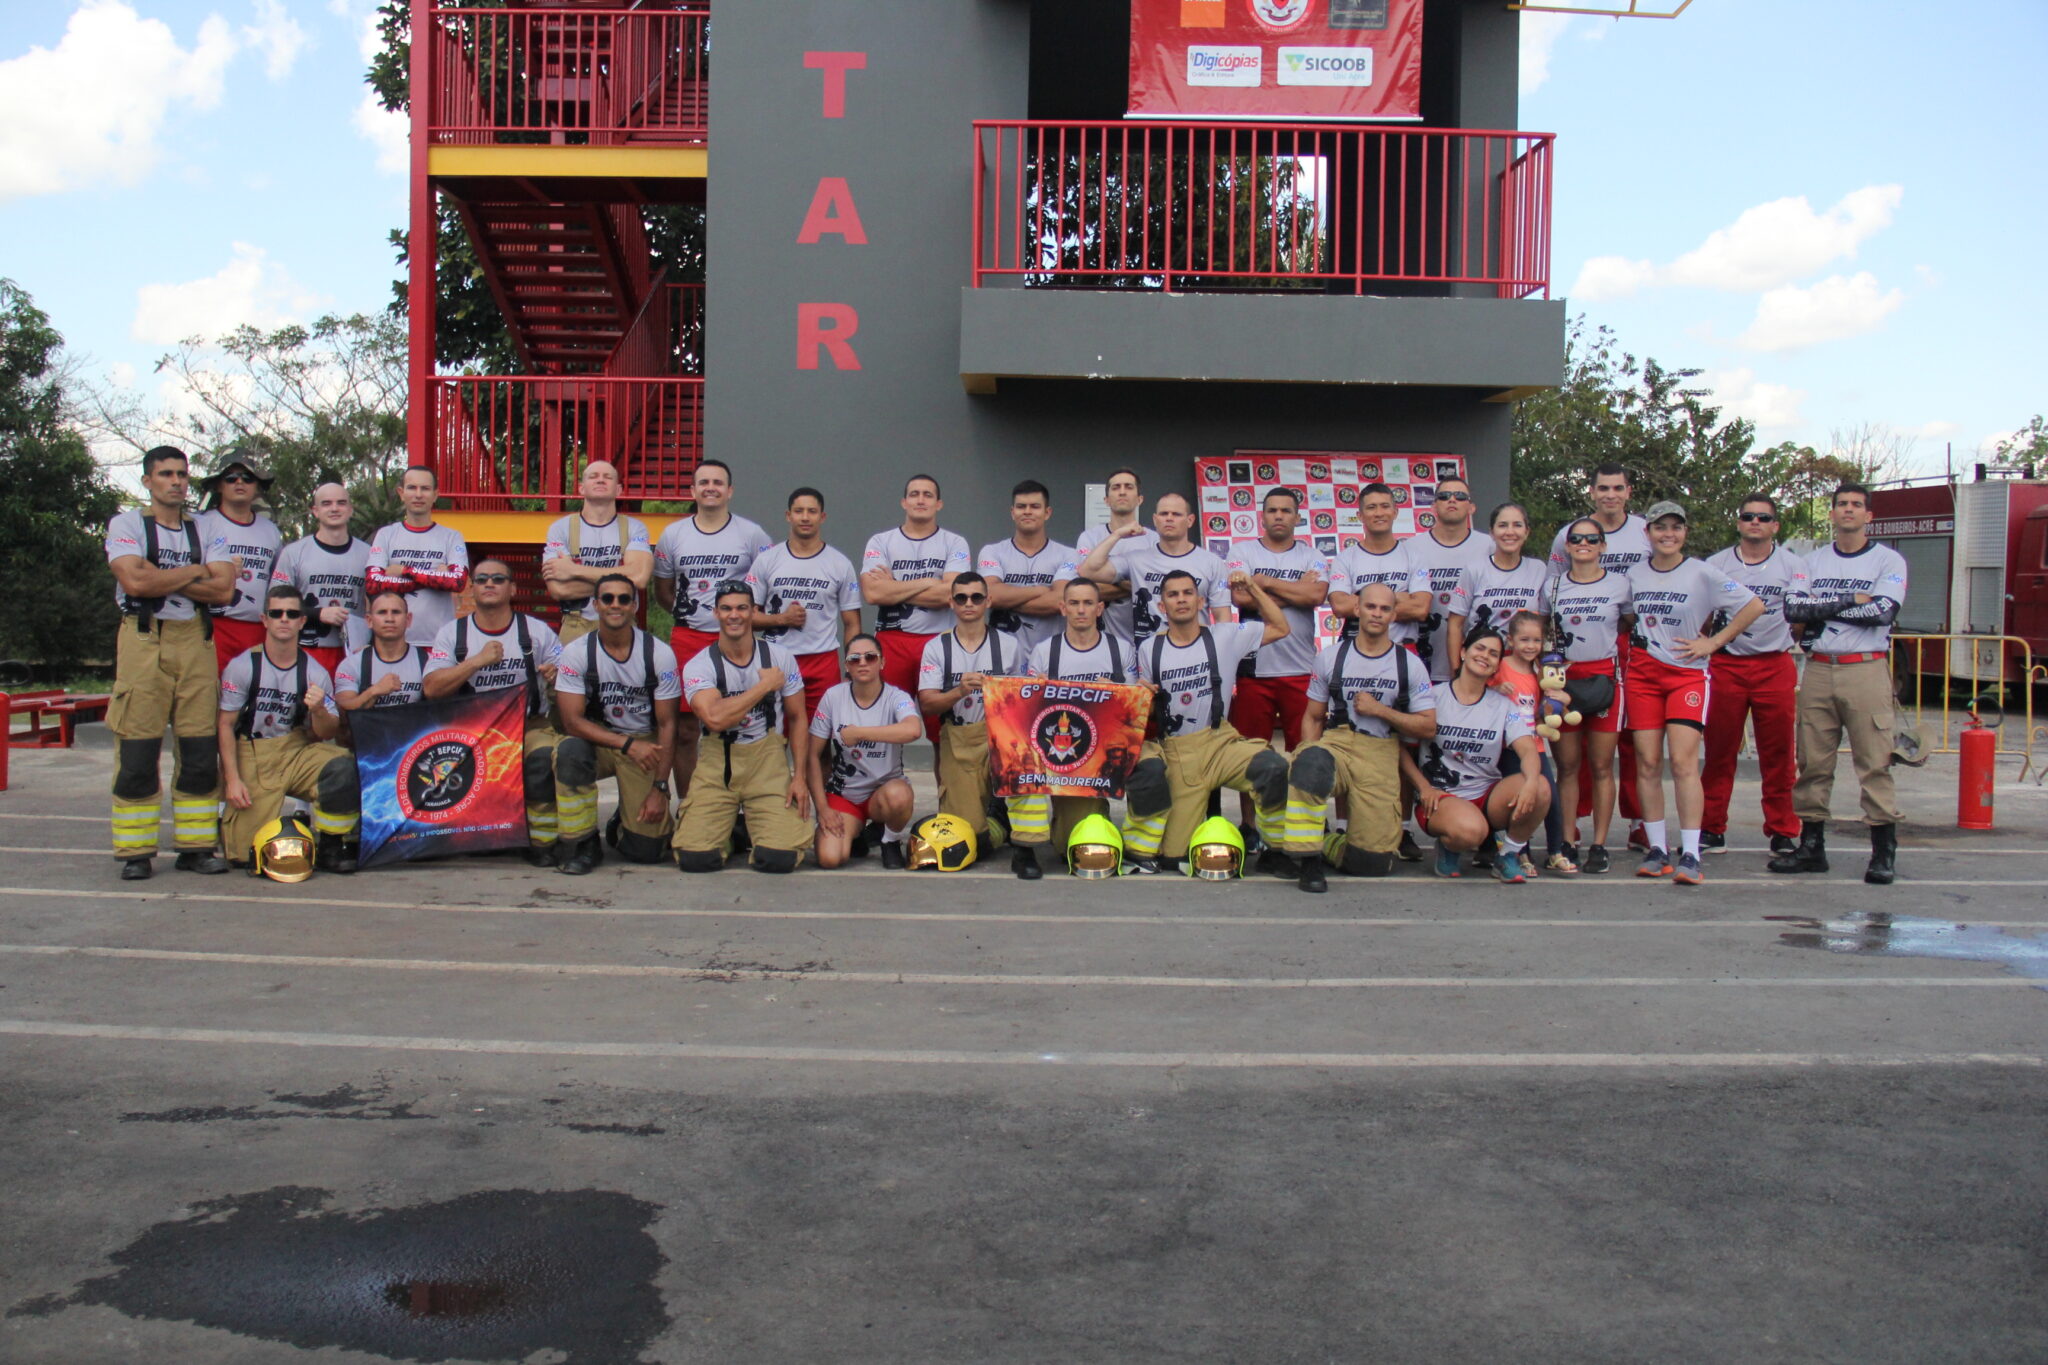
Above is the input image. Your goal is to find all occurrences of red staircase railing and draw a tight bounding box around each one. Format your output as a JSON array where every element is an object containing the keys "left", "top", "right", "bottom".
[
  {"left": 429, "top": 375, "right": 704, "bottom": 509},
  {"left": 971, "top": 121, "right": 1553, "bottom": 298},
  {"left": 424, "top": 4, "right": 710, "bottom": 146}
]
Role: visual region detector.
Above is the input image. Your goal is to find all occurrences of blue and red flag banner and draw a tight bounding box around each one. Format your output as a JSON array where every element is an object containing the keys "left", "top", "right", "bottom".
[
  {"left": 351, "top": 686, "right": 528, "bottom": 868},
  {"left": 1129, "top": 0, "right": 1423, "bottom": 122}
]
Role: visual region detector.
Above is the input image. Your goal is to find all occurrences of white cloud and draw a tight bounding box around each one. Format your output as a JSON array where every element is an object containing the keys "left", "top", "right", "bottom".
[
  {"left": 131, "top": 242, "right": 325, "bottom": 345},
  {"left": 1699, "top": 367, "right": 1807, "bottom": 432},
  {"left": 353, "top": 88, "right": 408, "bottom": 174},
  {"left": 107, "top": 361, "right": 138, "bottom": 389},
  {"left": 1571, "top": 185, "right": 1904, "bottom": 301},
  {"left": 1738, "top": 272, "right": 1905, "bottom": 352},
  {"left": 0, "top": 1, "right": 237, "bottom": 201},
  {"left": 1519, "top": 13, "right": 1574, "bottom": 95},
  {"left": 242, "top": 0, "right": 309, "bottom": 81},
  {"left": 1908, "top": 420, "right": 1959, "bottom": 442}
]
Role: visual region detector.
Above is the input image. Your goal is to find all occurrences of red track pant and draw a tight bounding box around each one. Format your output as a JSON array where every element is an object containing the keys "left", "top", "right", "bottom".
[{"left": 1701, "top": 650, "right": 1799, "bottom": 839}]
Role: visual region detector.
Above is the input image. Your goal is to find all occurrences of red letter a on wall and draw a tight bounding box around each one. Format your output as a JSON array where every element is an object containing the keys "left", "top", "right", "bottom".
[
  {"left": 797, "top": 178, "right": 868, "bottom": 245},
  {"left": 797, "top": 303, "right": 861, "bottom": 371}
]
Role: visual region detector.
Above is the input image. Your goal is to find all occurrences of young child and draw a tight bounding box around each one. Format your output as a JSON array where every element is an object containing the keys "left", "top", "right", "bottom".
[{"left": 1494, "top": 611, "right": 1575, "bottom": 876}]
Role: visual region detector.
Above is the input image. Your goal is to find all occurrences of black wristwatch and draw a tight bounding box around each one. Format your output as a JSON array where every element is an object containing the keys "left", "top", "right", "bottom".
[{"left": 651, "top": 780, "right": 670, "bottom": 795}]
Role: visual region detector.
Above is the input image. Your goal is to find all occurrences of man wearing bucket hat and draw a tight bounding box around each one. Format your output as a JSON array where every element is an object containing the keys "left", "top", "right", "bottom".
[{"left": 197, "top": 448, "right": 284, "bottom": 672}]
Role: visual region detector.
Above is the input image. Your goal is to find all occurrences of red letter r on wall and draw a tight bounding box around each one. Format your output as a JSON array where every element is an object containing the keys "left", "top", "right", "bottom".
[{"left": 797, "top": 303, "right": 861, "bottom": 371}]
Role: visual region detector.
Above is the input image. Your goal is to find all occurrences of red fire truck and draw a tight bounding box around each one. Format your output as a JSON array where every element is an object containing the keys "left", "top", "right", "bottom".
[{"left": 1867, "top": 467, "right": 2048, "bottom": 683}]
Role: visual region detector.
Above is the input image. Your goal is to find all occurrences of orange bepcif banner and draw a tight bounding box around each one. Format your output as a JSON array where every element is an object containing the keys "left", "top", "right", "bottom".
[{"left": 983, "top": 676, "right": 1153, "bottom": 800}]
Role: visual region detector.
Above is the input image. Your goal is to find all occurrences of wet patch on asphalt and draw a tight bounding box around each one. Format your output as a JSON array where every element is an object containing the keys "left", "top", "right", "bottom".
[
  {"left": 1773, "top": 911, "right": 2048, "bottom": 989},
  {"left": 7, "top": 1185, "right": 668, "bottom": 1363},
  {"left": 121, "top": 1081, "right": 428, "bottom": 1124}
]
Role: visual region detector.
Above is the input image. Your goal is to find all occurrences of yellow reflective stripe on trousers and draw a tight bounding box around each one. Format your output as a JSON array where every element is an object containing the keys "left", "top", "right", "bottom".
[
  {"left": 1005, "top": 794, "right": 1051, "bottom": 843},
  {"left": 1254, "top": 806, "right": 1287, "bottom": 849},
  {"left": 1121, "top": 810, "right": 1167, "bottom": 857},
  {"left": 1280, "top": 794, "right": 1327, "bottom": 852},
  {"left": 112, "top": 802, "right": 161, "bottom": 854},
  {"left": 170, "top": 797, "right": 218, "bottom": 849},
  {"left": 554, "top": 788, "right": 597, "bottom": 841},
  {"left": 310, "top": 806, "right": 358, "bottom": 837}
]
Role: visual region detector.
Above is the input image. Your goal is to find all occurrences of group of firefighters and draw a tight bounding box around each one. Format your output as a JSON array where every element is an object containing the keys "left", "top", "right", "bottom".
[{"left": 104, "top": 446, "right": 1908, "bottom": 889}]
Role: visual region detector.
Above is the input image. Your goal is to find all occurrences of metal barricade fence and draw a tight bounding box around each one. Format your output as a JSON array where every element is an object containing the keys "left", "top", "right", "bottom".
[{"left": 1886, "top": 635, "right": 2039, "bottom": 783}]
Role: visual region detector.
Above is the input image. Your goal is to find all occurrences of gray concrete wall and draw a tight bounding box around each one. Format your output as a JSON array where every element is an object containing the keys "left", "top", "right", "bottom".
[{"left": 707, "top": 0, "right": 1541, "bottom": 557}]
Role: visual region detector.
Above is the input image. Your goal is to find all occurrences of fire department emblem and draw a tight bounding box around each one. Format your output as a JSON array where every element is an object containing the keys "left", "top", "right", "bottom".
[
  {"left": 397, "top": 732, "right": 479, "bottom": 822},
  {"left": 1313, "top": 511, "right": 1336, "bottom": 531},
  {"left": 1683, "top": 690, "right": 1703, "bottom": 709},
  {"left": 1034, "top": 705, "right": 1096, "bottom": 772},
  {"left": 1231, "top": 487, "right": 1253, "bottom": 508},
  {"left": 1255, "top": 461, "right": 1279, "bottom": 483},
  {"left": 1336, "top": 485, "right": 1358, "bottom": 506},
  {"left": 1307, "top": 461, "right": 1330, "bottom": 481},
  {"left": 1249, "top": 0, "right": 1312, "bottom": 31},
  {"left": 1202, "top": 464, "right": 1226, "bottom": 483}
]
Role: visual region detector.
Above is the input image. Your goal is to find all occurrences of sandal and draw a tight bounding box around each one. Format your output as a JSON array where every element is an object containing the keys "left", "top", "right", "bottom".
[{"left": 1546, "top": 850, "right": 1580, "bottom": 876}]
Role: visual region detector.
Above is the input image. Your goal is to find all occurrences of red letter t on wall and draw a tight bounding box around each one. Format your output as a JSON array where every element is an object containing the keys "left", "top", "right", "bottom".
[
  {"left": 802, "top": 52, "right": 866, "bottom": 119},
  {"left": 797, "top": 303, "right": 861, "bottom": 371}
]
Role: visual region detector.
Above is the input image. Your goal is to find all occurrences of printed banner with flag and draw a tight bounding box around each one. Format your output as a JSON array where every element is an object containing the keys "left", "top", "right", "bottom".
[
  {"left": 350, "top": 686, "right": 529, "bottom": 868},
  {"left": 984, "top": 677, "right": 1153, "bottom": 800}
]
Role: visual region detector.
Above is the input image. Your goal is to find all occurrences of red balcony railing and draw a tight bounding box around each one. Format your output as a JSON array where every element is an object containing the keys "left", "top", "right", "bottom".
[
  {"left": 423, "top": 4, "right": 710, "bottom": 146},
  {"left": 971, "top": 121, "right": 1552, "bottom": 298},
  {"left": 429, "top": 375, "right": 704, "bottom": 509}
]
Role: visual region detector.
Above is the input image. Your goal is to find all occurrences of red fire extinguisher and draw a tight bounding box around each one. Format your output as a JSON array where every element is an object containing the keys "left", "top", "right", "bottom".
[{"left": 1956, "top": 695, "right": 1998, "bottom": 831}]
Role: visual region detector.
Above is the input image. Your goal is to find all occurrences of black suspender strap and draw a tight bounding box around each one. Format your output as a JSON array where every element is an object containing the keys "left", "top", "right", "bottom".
[
  {"left": 708, "top": 641, "right": 781, "bottom": 784},
  {"left": 1328, "top": 642, "right": 1411, "bottom": 731},
  {"left": 1049, "top": 633, "right": 1119, "bottom": 683},
  {"left": 235, "top": 652, "right": 308, "bottom": 739},
  {"left": 1149, "top": 628, "right": 1224, "bottom": 735},
  {"left": 583, "top": 629, "right": 659, "bottom": 736},
  {"left": 941, "top": 631, "right": 1005, "bottom": 726},
  {"left": 453, "top": 617, "right": 468, "bottom": 663},
  {"left": 133, "top": 518, "right": 208, "bottom": 636},
  {"left": 1047, "top": 635, "right": 1060, "bottom": 679},
  {"left": 514, "top": 614, "right": 541, "bottom": 716}
]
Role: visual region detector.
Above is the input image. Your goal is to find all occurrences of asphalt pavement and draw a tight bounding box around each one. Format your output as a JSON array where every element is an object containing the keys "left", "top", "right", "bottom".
[{"left": 0, "top": 734, "right": 2043, "bottom": 1362}]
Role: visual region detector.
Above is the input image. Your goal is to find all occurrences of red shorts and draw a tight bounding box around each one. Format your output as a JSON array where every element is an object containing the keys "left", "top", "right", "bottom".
[
  {"left": 1624, "top": 653, "right": 1710, "bottom": 731},
  {"left": 879, "top": 629, "right": 941, "bottom": 741},
  {"left": 1561, "top": 658, "right": 1624, "bottom": 735},
  {"left": 795, "top": 650, "right": 843, "bottom": 721},
  {"left": 212, "top": 615, "right": 266, "bottom": 672},
  {"left": 305, "top": 645, "right": 344, "bottom": 680},
  {"left": 669, "top": 626, "right": 720, "bottom": 677},
  {"left": 1419, "top": 781, "right": 1498, "bottom": 826},
  {"left": 826, "top": 792, "right": 872, "bottom": 823},
  {"left": 1227, "top": 673, "right": 1311, "bottom": 749}
]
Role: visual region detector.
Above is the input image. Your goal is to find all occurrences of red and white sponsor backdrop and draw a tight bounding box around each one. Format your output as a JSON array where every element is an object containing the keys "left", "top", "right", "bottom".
[
  {"left": 1130, "top": 0, "right": 1424, "bottom": 122},
  {"left": 1197, "top": 450, "right": 1465, "bottom": 638}
]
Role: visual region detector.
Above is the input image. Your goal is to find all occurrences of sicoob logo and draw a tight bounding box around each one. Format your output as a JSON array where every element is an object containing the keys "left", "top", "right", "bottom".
[
  {"left": 398, "top": 731, "right": 479, "bottom": 823},
  {"left": 1034, "top": 705, "right": 1096, "bottom": 772}
]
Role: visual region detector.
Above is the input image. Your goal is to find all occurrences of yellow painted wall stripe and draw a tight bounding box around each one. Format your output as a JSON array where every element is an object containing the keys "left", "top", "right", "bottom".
[{"left": 428, "top": 145, "right": 705, "bottom": 180}]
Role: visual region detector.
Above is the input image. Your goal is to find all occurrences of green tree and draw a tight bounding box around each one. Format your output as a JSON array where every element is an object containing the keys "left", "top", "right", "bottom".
[
  {"left": 0, "top": 280, "right": 122, "bottom": 670},
  {"left": 366, "top": 0, "right": 703, "bottom": 373},
  {"left": 1511, "top": 317, "right": 1798, "bottom": 552},
  {"left": 1989, "top": 414, "right": 2046, "bottom": 471}
]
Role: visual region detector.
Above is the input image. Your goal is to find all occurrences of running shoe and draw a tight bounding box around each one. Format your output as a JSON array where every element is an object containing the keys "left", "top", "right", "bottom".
[
  {"left": 1769, "top": 834, "right": 1798, "bottom": 857},
  {"left": 1492, "top": 848, "right": 1527, "bottom": 883},
  {"left": 1581, "top": 844, "right": 1612, "bottom": 875},
  {"left": 1672, "top": 851, "right": 1703, "bottom": 885},
  {"left": 1701, "top": 831, "right": 1727, "bottom": 855},
  {"left": 881, "top": 841, "right": 907, "bottom": 871},
  {"left": 1471, "top": 838, "right": 1496, "bottom": 871},
  {"left": 1397, "top": 829, "right": 1424, "bottom": 863},
  {"left": 1124, "top": 856, "right": 1168, "bottom": 875},
  {"left": 1636, "top": 846, "right": 1672, "bottom": 878},
  {"left": 1433, "top": 842, "right": 1462, "bottom": 879}
]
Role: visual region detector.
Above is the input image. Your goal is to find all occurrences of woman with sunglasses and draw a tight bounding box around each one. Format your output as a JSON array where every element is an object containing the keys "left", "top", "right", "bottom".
[
  {"left": 1445, "top": 501, "right": 1549, "bottom": 679},
  {"left": 811, "top": 633, "right": 923, "bottom": 868},
  {"left": 1547, "top": 517, "right": 1632, "bottom": 874},
  {"left": 1400, "top": 627, "right": 1549, "bottom": 883}
]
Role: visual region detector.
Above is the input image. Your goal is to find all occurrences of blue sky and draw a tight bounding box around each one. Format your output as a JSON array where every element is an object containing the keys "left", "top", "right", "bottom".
[{"left": 3, "top": 0, "right": 2043, "bottom": 476}]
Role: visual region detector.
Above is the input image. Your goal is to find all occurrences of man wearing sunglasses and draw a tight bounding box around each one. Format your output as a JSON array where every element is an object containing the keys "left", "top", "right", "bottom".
[
  {"left": 270, "top": 482, "right": 371, "bottom": 678},
  {"left": 1404, "top": 475, "right": 1494, "bottom": 688},
  {"left": 552, "top": 575, "right": 682, "bottom": 874},
  {"left": 367, "top": 467, "right": 470, "bottom": 646},
  {"left": 746, "top": 486, "right": 864, "bottom": 720},
  {"left": 422, "top": 559, "right": 566, "bottom": 867},
  {"left": 104, "top": 445, "right": 239, "bottom": 879},
  {"left": 1701, "top": 494, "right": 1809, "bottom": 859},
  {"left": 672, "top": 581, "right": 814, "bottom": 873},
  {"left": 217, "top": 584, "right": 360, "bottom": 872},
  {"left": 542, "top": 461, "right": 653, "bottom": 645},
  {"left": 197, "top": 450, "right": 284, "bottom": 673},
  {"left": 919, "top": 570, "right": 1016, "bottom": 857}
]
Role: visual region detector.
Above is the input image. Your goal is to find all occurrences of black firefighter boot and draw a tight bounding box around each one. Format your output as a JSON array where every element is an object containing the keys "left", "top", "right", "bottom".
[
  {"left": 1865, "top": 823, "right": 1898, "bottom": 886},
  {"left": 1768, "top": 820, "right": 1828, "bottom": 875},
  {"left": 1296, "top": 851, "right": 1328, "bottom": 895},
  {"left": 314, "top": 836, "right": 358, "bottom": 875},
  {"left": 558, "top": 833, "right": 606, "bottom": 876}
]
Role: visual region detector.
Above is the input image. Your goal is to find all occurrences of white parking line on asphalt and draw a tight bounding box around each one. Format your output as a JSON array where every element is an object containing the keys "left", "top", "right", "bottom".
[
  {"left": 1, "top": 1018, "right": 2040, "bottom": 1070},
  {"left": 1, "top": 884, "right": 2045, "bottom": 930},
  {"left": 0, "top": 942, "right": 2039, "bottom": 990}
]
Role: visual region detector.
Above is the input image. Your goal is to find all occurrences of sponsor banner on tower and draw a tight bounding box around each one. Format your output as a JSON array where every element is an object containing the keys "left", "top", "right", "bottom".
[
  {"left": 983, "top": 677, "right": 1153, "bottom": 800},
  {"left": 351, "top": 686, "right": 529, "bottom": 868},
  {"left": 1130, "top": 0, "right": 1422, "bottom": 121}
]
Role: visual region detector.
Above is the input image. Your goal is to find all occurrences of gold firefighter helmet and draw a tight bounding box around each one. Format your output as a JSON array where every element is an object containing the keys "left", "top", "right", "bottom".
[
  {"left": 907, "top": 814, "right": 977, "bottom": 871},
  {"left": 253, "top": 815, "right": 315, "bottom": 883},
  {"left": 1066, "top": 812, "right": 1123, "bottom": 879},
  {"left": 1184, "top": 816, "right": 1246, "bottom": 880}
]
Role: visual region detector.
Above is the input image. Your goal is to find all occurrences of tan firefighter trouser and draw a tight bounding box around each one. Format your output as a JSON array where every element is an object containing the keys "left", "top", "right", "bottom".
[
  {"left": 1279, "top": 729, "right": 1402, "bottom": 858},
  {"left": 556, "top": 731, "right": 674, "bottom": 849},
  {"left": 671, "top": 732, "right": 815, "bottom": 859},
  {"left": 109, "top": 616, "right": 221, "bottom": 859},
  {"left": 936, "top": 719, "right": 993, "bottom": 835},
  {"left": 555, "top": 613, "right": 597, "bottom": 644},
  {"left": 522, "top": 726, "right": 564, "bottom": 849},
  {"left": 1792, "top": 656, "right": 1903, "bottom": 826},
  {"left": 1120, "top": 726, "right": 1286, "bottom": 859},
  {"left": 221, "top": 731, "right": 359, "bottom": 863}
]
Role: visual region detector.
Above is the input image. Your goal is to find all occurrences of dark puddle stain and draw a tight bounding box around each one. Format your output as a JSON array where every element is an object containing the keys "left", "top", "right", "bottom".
[
  {"left": 8, "top": 1186, "right": 667, "bottom": 1364},
  {"left": 1772, "top": 911, "right": 2048, "bottom": 989},
  {"left": 559, "top": 1121, "right": 666, "bottom": 1137},
  {"left": 122, "top": 1082, "right": 426, "bottom": 1124}
]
